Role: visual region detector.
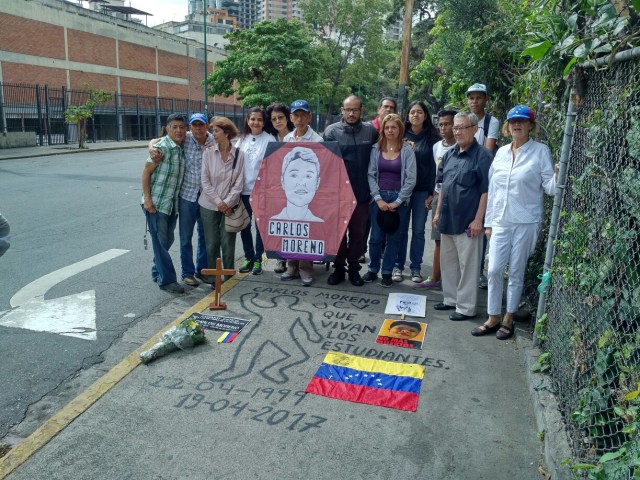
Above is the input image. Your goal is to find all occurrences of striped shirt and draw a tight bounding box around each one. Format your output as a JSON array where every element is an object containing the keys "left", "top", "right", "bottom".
[
  {"left": 143, "top": 135, "right": 184, "bottom": 215},
  {"left": 180, "top": 131, "right": 214, "bottom": 202}
]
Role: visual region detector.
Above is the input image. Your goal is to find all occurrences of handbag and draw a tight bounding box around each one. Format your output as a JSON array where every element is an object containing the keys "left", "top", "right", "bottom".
[{"left": 224, "top": 145, "right": 251, "bottom": 233}]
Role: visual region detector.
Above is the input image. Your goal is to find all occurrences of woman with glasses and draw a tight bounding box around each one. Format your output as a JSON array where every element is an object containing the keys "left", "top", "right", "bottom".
[{"left": 471, "top": 105, "right": 556, "bottom": 340}]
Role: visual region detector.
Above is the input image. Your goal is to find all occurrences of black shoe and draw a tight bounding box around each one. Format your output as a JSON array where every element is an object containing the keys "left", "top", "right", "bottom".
[
  {"left": 434, "top": 302, "right": 455, "bottom": 311},
  {"left": 159, "top": 282, "right": 185, "bottom": 294},
  {"left": 195, "top": 273, "right": 212, "bottom": 284},
  {"left": 327, "top": 271, "right": 346, "bottom": 285},
  {"left": 349, "top": 272, "right": 364, "bottom": 287},
  {"left": 380, "top": 274, "right": 393, "bottom": 288},
  {"left": 362, "top": 271, "right": 377, "bottom": 283},
  {"left": 449, "top": 312, "right": 476, "bottom": 321}
]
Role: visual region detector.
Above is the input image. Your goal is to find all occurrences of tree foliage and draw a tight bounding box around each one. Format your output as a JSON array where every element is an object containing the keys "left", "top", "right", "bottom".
[
  {"left": 206, "top": 19, "right": 326, "bottom": 107},
  {"left": 299, "top": 0, "right": 395, "bottom": 119}
]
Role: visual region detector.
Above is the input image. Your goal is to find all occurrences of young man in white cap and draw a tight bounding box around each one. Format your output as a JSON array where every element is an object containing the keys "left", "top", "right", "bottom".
[
  {"left": 280, "top": 99, "right": 322, "bottom": 286},
  {"left": 466, "top": 83, "right": 500, "bottom": 288}
]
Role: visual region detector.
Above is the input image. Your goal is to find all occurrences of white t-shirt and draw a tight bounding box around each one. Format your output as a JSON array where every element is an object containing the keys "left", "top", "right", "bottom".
[
  {"left": 432, "top": 140, "right": 455, "bottom": 193},
  {"left": 475, "top": 113, "right": 500, "bottom": 146},
  {"left": 236, "top": 131, "right": 276, "bottom": 194}
]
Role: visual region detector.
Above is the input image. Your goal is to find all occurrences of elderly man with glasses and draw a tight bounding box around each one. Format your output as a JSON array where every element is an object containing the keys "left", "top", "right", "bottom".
[{"left": 431, "top": 112, "right": 492, "bottom": 321}]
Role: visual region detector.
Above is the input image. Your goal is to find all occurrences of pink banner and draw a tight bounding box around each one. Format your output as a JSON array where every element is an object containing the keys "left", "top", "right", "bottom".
[{"left": 251, "top": 142, "right": 356, "bottom": 261}]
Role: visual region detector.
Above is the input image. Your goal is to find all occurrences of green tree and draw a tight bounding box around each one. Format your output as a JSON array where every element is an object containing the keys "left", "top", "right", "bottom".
[
  {"left": 64, "top": 83, "right": 112, "bottom": 149},
  {"left": 299, "top": 0, "right": 395, "bottom": 121},
  {"left": 206, "top": 19, "right": 326, "bottom": 107}
]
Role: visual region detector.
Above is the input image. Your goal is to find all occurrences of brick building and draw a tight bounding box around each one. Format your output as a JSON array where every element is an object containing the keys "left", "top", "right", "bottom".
[{"left": 0, "top": 0, "right": 238, "bottom": 144}]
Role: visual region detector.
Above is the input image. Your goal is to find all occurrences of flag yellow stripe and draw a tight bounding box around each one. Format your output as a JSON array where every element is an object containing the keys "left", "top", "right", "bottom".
[{"left": 323, "top": 352, "right": 424, "bottom": 379}]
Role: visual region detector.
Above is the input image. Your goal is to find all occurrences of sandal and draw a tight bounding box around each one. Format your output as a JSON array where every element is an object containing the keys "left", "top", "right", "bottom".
[
  {"left": 496, "top": 323, "right": 514, "bottom": 340},
  {"left": 471, "top": 322, "right": 501, "bottom": 337}
]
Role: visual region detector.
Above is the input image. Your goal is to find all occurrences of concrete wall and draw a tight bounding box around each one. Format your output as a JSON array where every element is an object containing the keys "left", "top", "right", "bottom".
[{"left": 0, "top": 132, "right": 37, "bottom": 149}]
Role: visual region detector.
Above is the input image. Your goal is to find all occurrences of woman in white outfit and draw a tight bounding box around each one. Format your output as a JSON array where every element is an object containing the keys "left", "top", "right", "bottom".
[{"left": 471, "top": 105, "right": 556, "bottom": 340}]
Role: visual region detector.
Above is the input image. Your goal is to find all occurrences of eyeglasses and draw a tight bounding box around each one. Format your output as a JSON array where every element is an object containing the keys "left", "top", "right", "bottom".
[
  {"left": 342, "top": 108, "right": 361, "bottom": 114},
  {"left": 452, "top": 125, "right": 474, "bottom": 132}
]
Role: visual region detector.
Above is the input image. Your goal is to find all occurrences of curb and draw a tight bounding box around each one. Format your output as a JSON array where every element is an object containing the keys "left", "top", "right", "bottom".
[
  {"left": 0, "top": 144, "right": 146, "bottom": 161},
  {"left": 518, "top": 334, "right": 574, "bottom": 479}
]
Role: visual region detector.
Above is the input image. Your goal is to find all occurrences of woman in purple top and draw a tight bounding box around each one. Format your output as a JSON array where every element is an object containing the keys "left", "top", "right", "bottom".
[{"left": 364, "top": 113, "right": 417, "bottom": 287}]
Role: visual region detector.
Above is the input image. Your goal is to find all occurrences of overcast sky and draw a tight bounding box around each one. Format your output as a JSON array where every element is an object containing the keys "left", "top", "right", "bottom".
[{"left": 130, "top": 0, "right": 189, "bottom": 26}]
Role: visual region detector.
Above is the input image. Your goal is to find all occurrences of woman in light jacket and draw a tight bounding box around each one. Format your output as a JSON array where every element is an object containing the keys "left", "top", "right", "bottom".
[
  {"left": 471, "top": 105, "right": 556, "bottom": 340},
  {"left": 363, "top": 113, "right": 416, "bottom": 288},
  {"left": 199, "top": 116, "right": 244, "bottom": 282}
]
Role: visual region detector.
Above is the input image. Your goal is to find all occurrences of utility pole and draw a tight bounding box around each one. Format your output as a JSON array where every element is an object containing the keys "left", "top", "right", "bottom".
[
  {"left": 397, "top": 0, "right": 413, "bottom": 118},
  {"left": 203, "top": 0, "right": 208, "bottom": 116}
]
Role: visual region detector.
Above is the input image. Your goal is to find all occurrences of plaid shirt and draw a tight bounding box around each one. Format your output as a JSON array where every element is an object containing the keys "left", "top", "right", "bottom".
[
  {"left": 143, "top": 135, "right": 184, "bottom": 215},
  {"left": 180, "top": 131, "right": 214, "bottom": 202}
]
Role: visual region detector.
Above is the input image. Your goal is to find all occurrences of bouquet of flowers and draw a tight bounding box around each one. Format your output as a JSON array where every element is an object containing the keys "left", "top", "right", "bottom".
[{"left": 140, "top": 317, "right": 206, "bottom": 364}]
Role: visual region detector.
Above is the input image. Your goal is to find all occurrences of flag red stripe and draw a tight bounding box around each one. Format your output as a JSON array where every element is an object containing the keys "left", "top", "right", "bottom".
[{"left": 305, "top": 377, "right": 419, "bottom": 412}]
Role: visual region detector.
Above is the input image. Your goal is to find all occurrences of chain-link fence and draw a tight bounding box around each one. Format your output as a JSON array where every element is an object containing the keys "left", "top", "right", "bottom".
[{"left": 542, "top": 51, "right": 640, "bottom": 473}]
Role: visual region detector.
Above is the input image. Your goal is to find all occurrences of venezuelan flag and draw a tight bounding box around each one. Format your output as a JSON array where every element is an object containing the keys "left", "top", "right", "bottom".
[
  {"left": 305, "top": 353, "right": 425, "bottom": 412},
  {"left": 217, "top": 332, "right": 238, "bottom": 343}
]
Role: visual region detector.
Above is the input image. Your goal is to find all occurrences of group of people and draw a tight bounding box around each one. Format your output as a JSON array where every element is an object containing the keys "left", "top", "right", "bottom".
[{"left": 141, "top": 81, "right": 557, "bottom": 341}]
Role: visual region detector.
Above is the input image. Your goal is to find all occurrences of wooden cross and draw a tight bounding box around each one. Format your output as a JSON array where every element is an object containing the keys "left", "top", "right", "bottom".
[{"left": 201, "top": 258, "right": 236, "bottom": 310}]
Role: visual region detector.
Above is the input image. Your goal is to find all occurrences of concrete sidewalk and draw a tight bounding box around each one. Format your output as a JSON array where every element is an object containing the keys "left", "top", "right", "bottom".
[
  {"left": 0, "top": 258, "right": 547, "bottom": 480},
  {"left": 0, "top": 141, "right": 148, "bottom": 161}
]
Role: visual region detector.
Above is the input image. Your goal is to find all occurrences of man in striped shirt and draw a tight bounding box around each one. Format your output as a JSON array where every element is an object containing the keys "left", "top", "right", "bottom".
[{"left": 141, "top": 113, "right": 186, "bottom": 294}]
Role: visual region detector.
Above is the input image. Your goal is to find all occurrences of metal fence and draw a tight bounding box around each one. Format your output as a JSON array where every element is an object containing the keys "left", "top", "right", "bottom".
[
  {"left": 541, "top": 50, "right": 640, "bottom": 473},
  {"left": 0, "top": 83, "right": 329, "bottom": 146}
]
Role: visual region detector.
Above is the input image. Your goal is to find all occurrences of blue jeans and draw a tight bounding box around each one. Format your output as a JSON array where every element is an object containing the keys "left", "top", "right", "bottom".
[
  {"left": 239, "top": 195, "right": 264, "bottom": 263},
  {"left": 144, "top": 208, "right": 178, "bottom": 286},
  {"left": 368, "top": 191, "right": 410, "bottom": 275},
  {"left": 395, "top": 190, "right": 430, "bottom": 272},
  {"left": 178, "top": 196, "right": 207, "bottom": 278}
]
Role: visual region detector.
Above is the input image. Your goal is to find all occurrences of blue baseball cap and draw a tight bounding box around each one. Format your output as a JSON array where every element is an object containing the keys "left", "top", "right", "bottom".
[
  {"left": 507, "top": 105, "right": 535, "bottom": 121},
  {"left": 466, "top": 83, "right": 488, "bottom": 96},
  {"left": 290, "top": 99, "right": 310, "bottom": 112},
  {"left": 189, "top": 113, "right": 208, "bottom": 125}
]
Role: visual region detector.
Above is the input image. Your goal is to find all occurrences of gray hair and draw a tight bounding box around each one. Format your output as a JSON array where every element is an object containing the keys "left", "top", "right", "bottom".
[{"left": 454, "top": 112, "right": 479, "bottom": 126}]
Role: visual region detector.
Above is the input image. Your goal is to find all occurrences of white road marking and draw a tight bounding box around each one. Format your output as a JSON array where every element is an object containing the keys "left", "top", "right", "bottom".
[{"left": 0, "top": 249, "right": 129, "bottom": 340}]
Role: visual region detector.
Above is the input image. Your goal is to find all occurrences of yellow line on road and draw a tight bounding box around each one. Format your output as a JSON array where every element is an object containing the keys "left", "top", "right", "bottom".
[{"left": 0, "top": 277, "right": 241, "bottom": 479}]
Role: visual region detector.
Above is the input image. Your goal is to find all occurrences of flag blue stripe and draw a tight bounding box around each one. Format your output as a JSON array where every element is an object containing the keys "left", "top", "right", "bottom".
[{"left": 313, "top": 363, "right": 422, "bottom": 394}]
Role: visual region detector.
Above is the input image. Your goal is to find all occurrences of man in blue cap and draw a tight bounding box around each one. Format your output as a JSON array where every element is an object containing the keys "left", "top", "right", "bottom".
[
  {"left": 280, "top": 99, "right": 322, "bottom": 286},
  {"left": 149, "top": 112, "right": 214, "bottom": 287}
]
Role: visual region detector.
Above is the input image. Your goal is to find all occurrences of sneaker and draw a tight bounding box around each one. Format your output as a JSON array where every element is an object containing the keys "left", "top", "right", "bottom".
[
  {"left": 413, "top": 279, "right": 441, "bottom": 290},
  {"left": 380, "top": 274, "right": 393, "bottom": 288},
  {"left": 411, "top": 270, "right": 423, "bottom": 283},
  {"left": 252, "top": 261, "right": 263, "bottom": 275},
  {"left": 239, "top": 259, "right": 253, "bottom": 273},
  {"left": 159, "top": 282, "right": 185, "bottom": 294},
  {"left": 362, "top": 271, "right": 377, "bottom": 283},
  {"left": 281, "top": 272, "right": 299, "bottom": 281},
  {"left": 301, "top": 277, "right": 313, "bottom": 287},
  {"left": 392, "top": 268, "right": 403, "bottom": 282},
  {"left": 327, "top": 271, "right": 346, "bottom": 285},
  {"left": 348, "top": 272, "right": 364, "bottom": 287},
  {"left": 479, "top": 274, "right": 488, "bottom": 289},
  {"left": 182, "top": 276, "right": 199, "bottom": 287},
  {"left": 274, "top": 260, "right": 286, "bottom": 274}
]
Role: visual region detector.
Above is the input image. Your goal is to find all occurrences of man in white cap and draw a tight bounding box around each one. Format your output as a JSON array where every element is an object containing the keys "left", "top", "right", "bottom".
[
  {"left": 466, "top": 83, "right": 500, "bottom": 288},
  {"left": 466, "top": 83, "right": 500, "bottom": 155}
]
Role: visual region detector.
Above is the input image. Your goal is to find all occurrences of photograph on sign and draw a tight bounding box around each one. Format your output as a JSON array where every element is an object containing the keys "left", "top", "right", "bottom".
[
  {"left": 250, "top": 142, "right": 356, "bottom": 262},
  {"left": 375, "top": 319, "right": 427, "bottom": 350}
]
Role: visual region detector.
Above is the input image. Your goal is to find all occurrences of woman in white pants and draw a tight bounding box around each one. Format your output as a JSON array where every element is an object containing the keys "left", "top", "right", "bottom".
[{"left": 471, "top": 105, "right": 556, "bottom": 340}]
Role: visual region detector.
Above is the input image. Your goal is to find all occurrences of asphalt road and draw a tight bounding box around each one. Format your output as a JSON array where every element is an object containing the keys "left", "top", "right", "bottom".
[{"left": 0, "top": 149, "right": 225, "bottom": 439}]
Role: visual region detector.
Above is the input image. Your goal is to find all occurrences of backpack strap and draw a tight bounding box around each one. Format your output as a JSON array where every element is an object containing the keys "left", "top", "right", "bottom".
[{"left": 483, "top": 114, "right": 491, "bottom": 145}]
